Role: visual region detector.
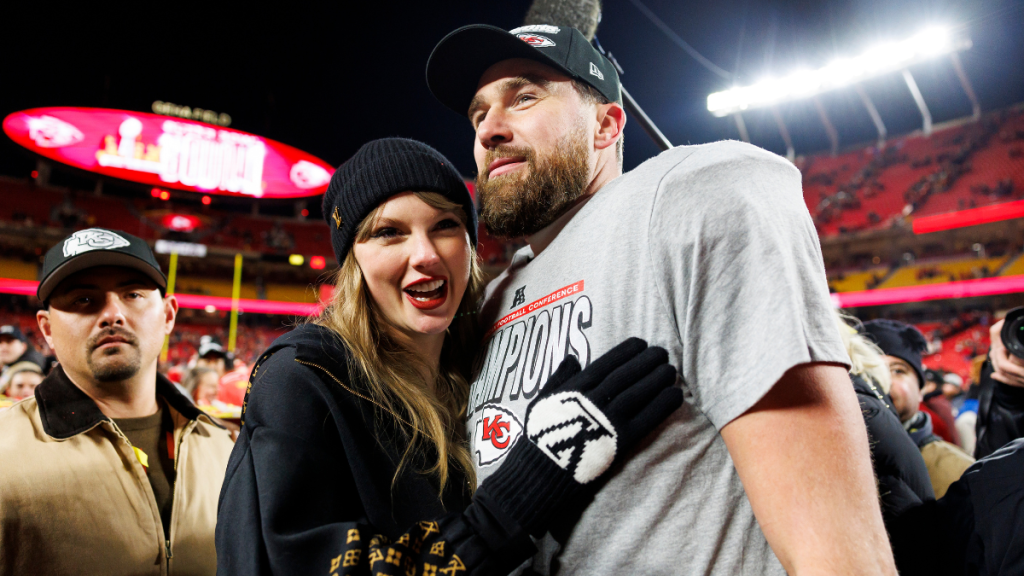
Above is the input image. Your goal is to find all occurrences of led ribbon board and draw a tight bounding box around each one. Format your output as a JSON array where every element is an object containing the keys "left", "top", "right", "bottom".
[{"left": 3, "top": 107, "right": 334, "bottom": 198}]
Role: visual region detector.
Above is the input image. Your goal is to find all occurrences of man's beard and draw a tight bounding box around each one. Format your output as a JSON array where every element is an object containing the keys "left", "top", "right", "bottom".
[
  {"left": 86, "top": 328, "right": 142, "bottom": 383},
  {"left": 476, "top": 123, "right": 591, "bottom": 239}
]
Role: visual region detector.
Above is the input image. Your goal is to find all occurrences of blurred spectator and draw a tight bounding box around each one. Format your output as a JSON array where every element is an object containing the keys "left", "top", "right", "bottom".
[
  {"left": 49, "top": 194, "right": 87, "bottom": 229},
  {"left": 263, "top": 222, "right": 295, "bottom": 252},
  {"left": 0, "top": 324, "right": 47, "bottom": 375},
  {"left": 922, "top": 369, "right": 962, "bottom": 447},
  {"left": 183, "top": 366, "right": 220, "bottom": 406},
  {"left": 195, "top": 335, "right": 229, "bottom": 377},
  {"left": 861, "top": 319, "right": 975, "bottom": 498},
  {"left": 956, "top": 384, "right": 980, "bottom": 457},
  {"left": 837, "top": 312, "right": 934, "bottom": 521},
  {"left": 0, "top": 361, "right": 43, "bottom": 400},
  {"left": 975, "top": 313, "right": 1024, "bottom": 459},
  {"left": 215, "top": 357, "right": 251, "bottom": 407},
  {"left": 889, "top": 437, "right": 1024, "bottom": 576}
]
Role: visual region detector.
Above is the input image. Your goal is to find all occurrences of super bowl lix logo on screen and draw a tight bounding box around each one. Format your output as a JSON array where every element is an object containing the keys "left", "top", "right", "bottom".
[{"left": 3, "top": 107, "right": 334, "bottom": 199}]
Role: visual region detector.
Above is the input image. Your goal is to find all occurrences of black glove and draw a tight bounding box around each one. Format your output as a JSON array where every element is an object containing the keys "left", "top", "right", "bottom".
[{"left": 476, "top": 337, "right": 681, "bottom": 538}]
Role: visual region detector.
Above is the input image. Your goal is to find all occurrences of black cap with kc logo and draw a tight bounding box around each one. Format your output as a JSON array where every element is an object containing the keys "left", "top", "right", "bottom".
[
  {"left": 37, "top": 228, "right": 167, "bottom": 302},
  {"left": 426, "top": 24, "right": 622, "bottom": 116}
]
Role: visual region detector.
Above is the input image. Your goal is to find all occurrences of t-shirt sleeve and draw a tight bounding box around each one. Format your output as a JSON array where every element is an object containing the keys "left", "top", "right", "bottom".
[{"left": 649, "top": 141, "right": 850, "bottom": 430}]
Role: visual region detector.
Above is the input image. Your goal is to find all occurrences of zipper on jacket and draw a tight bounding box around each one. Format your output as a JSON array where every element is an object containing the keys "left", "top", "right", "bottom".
[
  {"left": 108, "top": 420, "right": 170, "bottom": 571},
  {"left": 165, "top": 417, "right": 195, "bottom": 573}
]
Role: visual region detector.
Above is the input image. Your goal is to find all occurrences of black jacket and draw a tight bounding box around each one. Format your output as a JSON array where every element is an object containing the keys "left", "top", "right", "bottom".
[
  {"left": 975, "top": 359, "right": 1024, "bottom": 459},
  {"left": 851, "top": 374, "right": 935, "bottom": 518},
  {"left": 216, "top": 324, "right": 538, "bottom": 576},
  {"left": 889, "top": 437, "right": 1024, "bottom": 575}
]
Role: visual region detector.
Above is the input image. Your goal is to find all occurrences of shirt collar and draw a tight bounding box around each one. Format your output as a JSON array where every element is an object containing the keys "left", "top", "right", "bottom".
[{"left": 35, "top": 365, "right": 220, "bottom": 440}]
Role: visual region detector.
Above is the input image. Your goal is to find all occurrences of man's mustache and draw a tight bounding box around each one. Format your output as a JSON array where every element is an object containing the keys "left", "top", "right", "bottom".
[
  {"left": 88, "top": 328, "right": 140, "bottom": 352},
  {"left": 482, "top": 145, "right": 535, "bottom": 181}
]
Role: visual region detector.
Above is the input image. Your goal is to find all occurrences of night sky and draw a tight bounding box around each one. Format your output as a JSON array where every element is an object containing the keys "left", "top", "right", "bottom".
[{"left": 2, "top": 0, "right": 1022, "bottom": 191}]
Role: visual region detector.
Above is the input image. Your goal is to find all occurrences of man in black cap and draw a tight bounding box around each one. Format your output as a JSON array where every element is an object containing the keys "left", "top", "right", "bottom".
[
  {"left": 861, "top": 319, "right": 974, "bottom": 499},
  {"left": 426, "top": 24, "right": 894, "bottom": 575},
  {"left": 0, "top": 324, "right": 47, "bottom": 376},
  {"left": 195, "top": 334, "right": 229, "bottom": 377},
  {"left": 0, "top": 227, "right": 233, "bottom": 575}
]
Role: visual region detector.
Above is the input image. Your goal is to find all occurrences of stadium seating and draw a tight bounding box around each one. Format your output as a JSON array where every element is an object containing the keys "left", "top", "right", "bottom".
[
  {"left": 803, "top": 108, "right": 1024, "bottom": 237},
  {"left": 1001, "top": 253, "right": 1024, "bottom": 276},
  {"left": 0, "top": 258, "right": 36, "bottom": 281},
  {"left": 827, "top": 267, "right": 890, "bottom": 292},
  {"left": 876, "top": 256, "right": 1008, "bottom": 289}
]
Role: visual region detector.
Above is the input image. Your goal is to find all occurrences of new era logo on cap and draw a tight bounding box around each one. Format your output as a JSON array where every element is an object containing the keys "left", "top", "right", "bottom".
[
  {"left": 63, "top": 228, "right": 130, "bottom": 257},
  {"left": 589, "top": 62, "right": 604, "bottom": 81}
]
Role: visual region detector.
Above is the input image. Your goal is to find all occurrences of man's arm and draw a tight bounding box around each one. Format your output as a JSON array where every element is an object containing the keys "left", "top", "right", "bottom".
[{"left": 721, "top": 363, "right": 897, "bottom": 575}]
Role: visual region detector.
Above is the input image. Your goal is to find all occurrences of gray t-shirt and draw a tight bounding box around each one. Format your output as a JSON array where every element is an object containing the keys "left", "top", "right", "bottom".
[{"left": 468, "top": 141, "right": 849, "bottom": 575}]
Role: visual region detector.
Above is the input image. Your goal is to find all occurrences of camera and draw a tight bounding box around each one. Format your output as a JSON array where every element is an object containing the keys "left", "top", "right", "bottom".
[{"left": 1002, "top": 306, "right": 1024, "bottom": 359}]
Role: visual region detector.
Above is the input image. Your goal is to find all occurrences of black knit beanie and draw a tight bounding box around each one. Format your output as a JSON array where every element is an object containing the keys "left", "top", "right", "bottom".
[
  {"left": 859, "top": 319, "right": 929, "bottom": 389},
  {"left": 322, "top": 138, "right": 477, "bottom": 264}
]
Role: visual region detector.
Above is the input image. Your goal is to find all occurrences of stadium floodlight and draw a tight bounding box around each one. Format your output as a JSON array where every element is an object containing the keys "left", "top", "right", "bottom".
[{"left": 707, "top": 27, "right": 971, "bottom": 117}]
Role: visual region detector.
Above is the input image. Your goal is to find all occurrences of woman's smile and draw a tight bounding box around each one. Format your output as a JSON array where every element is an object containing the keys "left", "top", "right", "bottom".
[{"left": 404, "top": 277, "right": 448, "bottom": 310}]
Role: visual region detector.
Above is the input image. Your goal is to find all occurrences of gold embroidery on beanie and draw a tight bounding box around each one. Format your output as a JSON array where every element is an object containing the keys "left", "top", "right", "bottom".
[{"left": 331, "top": 207, "right": 343, "bottom": 229}]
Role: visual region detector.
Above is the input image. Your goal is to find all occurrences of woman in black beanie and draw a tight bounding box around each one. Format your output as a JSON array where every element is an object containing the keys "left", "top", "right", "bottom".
[{"left": 215, "top": 138, "right": 681, "bottom": 576}]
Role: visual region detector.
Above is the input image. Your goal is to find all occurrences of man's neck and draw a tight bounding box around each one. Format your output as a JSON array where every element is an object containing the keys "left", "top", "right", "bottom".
[
  {"left": 64, "top": 364, "right": 160, "bottom": 419},
  {"left": 527, "top": 159, "right": 622, "bottom": 256}
]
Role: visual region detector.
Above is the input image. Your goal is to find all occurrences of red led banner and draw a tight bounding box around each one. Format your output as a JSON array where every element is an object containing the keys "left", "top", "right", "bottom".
[
  {"left": 3, "top": 107, "right": 334, "bottom": 199},
  {"left": 831, "top": 275, "right": 1024, "bottom": 308},
  {"left": 913, "top": 199, "right": 1024, "bottom": 234},
  {"left": 159, "top": 213, "right": 202, "bottom": 232}
]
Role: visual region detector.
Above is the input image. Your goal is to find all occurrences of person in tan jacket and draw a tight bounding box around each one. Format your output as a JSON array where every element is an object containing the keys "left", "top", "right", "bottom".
[
  {"left": 861, "top": 319, "right": 974, "bottom": 498},
  {"left": 0, "top": 228, "right": 233, "bottom": 576}
]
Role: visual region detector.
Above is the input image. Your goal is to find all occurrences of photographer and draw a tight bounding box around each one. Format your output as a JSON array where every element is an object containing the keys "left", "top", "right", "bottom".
[{"left": 975, "top": 307, "right": 1024, "bottom": 458}]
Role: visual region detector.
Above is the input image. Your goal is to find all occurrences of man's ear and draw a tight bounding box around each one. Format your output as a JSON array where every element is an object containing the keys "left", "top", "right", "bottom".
[
  {"left": 37, "top": 310, "right": 55, "bottom": 350},
  {"left": 164, "top": 295, "right": 179, "bottom": 335},
  {"left": 594, "top": 102, "right": 626, "bottom": 152}
]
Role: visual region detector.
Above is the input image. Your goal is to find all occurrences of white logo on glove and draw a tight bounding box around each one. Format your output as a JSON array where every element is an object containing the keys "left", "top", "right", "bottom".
[
  {"left": 63, "top": 229, "right": 130, "bottom": 257},
  {"left": 526, "top": 391, "right": 617, "bottom": 484}
]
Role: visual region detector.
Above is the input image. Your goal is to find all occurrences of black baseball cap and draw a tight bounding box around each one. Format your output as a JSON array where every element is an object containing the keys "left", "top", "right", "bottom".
[
  {"left": 197, "top": 335, "right": 228, "bottom": 359},
  {"left": 860, "top": 319, "right": 929, "bottom": 389},
  {"left": 38, "top": 228, "right": 167, "bottom": 302},
  {"left": 426, "top": 24, "right": 621, "bottom": 116},
  {"left": 0, "top": 325, "right": 26, "bottom": 342}
]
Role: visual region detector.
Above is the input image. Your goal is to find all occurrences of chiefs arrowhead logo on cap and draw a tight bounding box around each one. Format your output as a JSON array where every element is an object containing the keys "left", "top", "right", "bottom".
[
  {"left": 62, "top": 228, "right": 131, "bottom": 257},
  {"left": 516, "top": 33, "right": 555, "bottom": 48}
]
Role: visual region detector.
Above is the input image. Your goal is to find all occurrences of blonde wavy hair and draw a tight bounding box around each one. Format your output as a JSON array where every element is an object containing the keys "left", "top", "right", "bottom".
[
  {"left": 313, "top": 191, "right": 483, "bottom": 496},
  {"left": 834, "top": 310, "right": 892, "bottom": 394}
]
